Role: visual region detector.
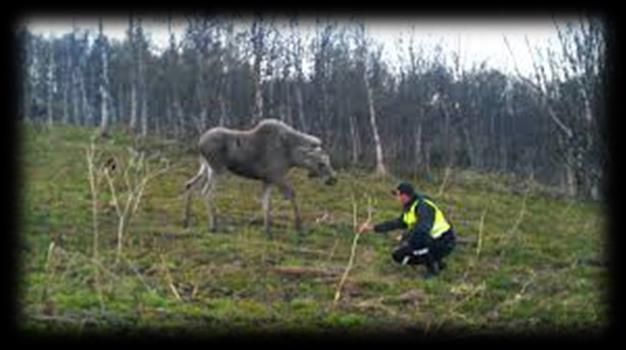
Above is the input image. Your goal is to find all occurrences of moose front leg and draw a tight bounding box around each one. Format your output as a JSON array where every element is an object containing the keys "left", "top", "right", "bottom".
[
  {"left": 182, "top": 188, "right": 193, "bottom": 228},
  {"left": 278, "top": 182, "right": 302, "bottom": 234}
]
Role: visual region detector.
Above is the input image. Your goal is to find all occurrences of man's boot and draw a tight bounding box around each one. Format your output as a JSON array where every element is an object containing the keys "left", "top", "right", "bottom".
[{"left": 423, "top": 258, "right": 439, "bottom": 279}]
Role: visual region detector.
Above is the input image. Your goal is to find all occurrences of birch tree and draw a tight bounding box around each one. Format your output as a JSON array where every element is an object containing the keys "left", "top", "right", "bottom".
[
  {"left": 354, "top": 22, "right": 387, "bottom": 176},
  {"left": 97, "top": 18, "right": 111, "bottom": 137},
  {"left": 250, "top": 14, "right": 266, "bottom": 124}
]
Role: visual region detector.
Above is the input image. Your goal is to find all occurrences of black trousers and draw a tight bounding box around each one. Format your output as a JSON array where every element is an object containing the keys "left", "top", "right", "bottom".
[{"left": 391, "top": 229, "right": 456, "bottom": 266}]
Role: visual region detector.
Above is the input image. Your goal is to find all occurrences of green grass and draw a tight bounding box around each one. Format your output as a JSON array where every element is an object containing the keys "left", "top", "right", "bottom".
[{"left": 18, "top": 124, "right": 608, "bottom": 336}]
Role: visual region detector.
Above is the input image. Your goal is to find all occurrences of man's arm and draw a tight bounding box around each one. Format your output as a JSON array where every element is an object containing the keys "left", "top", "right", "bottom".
[{"left": 373, "top": 216, "right": 407, "bottom": 233}]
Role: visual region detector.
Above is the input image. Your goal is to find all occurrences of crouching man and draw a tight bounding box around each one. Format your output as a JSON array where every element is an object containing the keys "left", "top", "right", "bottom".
[{"left": 359, "top": 182, "right": 456, "bottom": 279}]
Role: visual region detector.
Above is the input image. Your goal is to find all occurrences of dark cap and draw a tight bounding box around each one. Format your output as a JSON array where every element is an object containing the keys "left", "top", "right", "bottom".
[{"left": 391, "top": 181, "right": 415, "bottom": 196}]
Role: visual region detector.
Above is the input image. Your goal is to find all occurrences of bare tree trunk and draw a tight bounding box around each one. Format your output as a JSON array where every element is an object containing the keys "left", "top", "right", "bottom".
[
  {"left": 251, "top": 17, "right": 265, "bottom": 123},
  {"left": 71, "top": 68, "right": 80, "bottom": 125},
  {"left": 415, "top": 121, "right": 423, "bottom": 170},
  {"left": 130, "top": 84, "right": 137, "bottom": 132},
  {"left": 348, "top": 113, "right": 360, "bottom": 166},
  {"left": 112, "top": 84, "right": 120, "bottom": 125},
  {"left": 199, "top": 102, "right": 208, "bottom": 131},
  {"left": 424, "top": 142, "right": 432, "bottom": 176},
  {"left": 294, "top": 80, "right": 306, "bottom": 131},
  {"left": 267, "top": 39, "right": 277, "bottom": 118},
  {"left": 98, "top": 18, "right": 110, "bottom": 137},
  {"left": 498, "top": 118, "right": 508, "bottom": 171},
  {"left": 564, "top": 163, "right": 577, "bottom": 197},
  {"left": 283, "top": 80, "right": 292, "bottom": 126},
  {"left": 165, "top": 94, "right": 173, "bottom": 138},
  {"left": 268, "top": 79, "right": 275, "bottom": 118},
  {"left": 173, "top": 92, "right": 184, "bottom": 138},
  {"left": 442, "top": 103, "right": 452, "bottom": 167},
  {"left": 289, "top": 19, "right": 307, "bottom": 132},
  {"left": 140, "top": 85, "right": 147, "bottom": 137},
  {"left": 62, "top": 77, "right": 68, "bottom": 124},
  {"left": 364, "top": 69, "right": 387, "bottom": 176},
  {"left": 21, "top": 33, "right": 31, "bottom": 121},
  {"left": 218, "top": 96, "right": 227, "bottom": 127},
  {"left": 353, "top": 22, "right": 387, "bottom": 176},
  {"left": 461, "top": 125, "right": 477, "bottom": 168},
  {"left": 128, "top": 15, "right": 138, "bottom": 133},
  {"left": 138, "top": 19, "right": 147, "bottom": 138},
  {"left": 46, "top": 43, "right": 55, "bottom": 127},
  {"left": 80, "top": 74, "right": 91, "bottom": 126}
]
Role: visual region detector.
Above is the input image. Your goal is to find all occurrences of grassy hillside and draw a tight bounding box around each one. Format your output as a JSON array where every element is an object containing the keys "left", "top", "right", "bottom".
[{"left": 19, "top": 125, "right": 608, "bottom": 336}]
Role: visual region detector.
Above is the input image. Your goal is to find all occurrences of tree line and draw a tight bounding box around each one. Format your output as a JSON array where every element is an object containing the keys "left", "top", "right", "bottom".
[{"left": 17, "top": 14, "right": 607, "bottom": 200}]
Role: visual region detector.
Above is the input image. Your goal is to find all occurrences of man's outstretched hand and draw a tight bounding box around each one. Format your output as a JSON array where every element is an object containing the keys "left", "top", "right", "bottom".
[{"left": 358, "top": 221, "right": 374, "bottom": 234}]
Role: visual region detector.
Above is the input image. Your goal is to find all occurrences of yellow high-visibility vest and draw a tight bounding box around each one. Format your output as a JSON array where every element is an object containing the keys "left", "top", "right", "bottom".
[{"left": 402, "top": 197, "right": 451, "bottom": 239}]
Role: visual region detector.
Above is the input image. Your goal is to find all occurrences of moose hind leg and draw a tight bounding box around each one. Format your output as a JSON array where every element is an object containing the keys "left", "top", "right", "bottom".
[
  {"left": 201, "top": 165, "right": 218, "bottom": 233},
  {"left": 182, "top": 163, "right": 208, "bottom": 228}
]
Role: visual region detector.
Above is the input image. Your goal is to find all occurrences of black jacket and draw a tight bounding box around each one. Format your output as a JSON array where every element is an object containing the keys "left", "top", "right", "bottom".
[{"left": 373, "top": 194, "right": 436, "bottom": 246}]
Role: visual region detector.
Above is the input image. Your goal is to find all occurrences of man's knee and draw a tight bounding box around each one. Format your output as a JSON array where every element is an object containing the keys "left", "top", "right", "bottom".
[
  {"left": 392, "top": 249, "right": 407, "bottom": 264},
  {"left": 392, "top": 247, "right": 427, "bottom": 266}
]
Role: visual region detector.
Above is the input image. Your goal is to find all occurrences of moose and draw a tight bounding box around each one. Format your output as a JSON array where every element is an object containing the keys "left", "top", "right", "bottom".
[{"left": 183, "top": 118, "right": 337, "bottom": 236}]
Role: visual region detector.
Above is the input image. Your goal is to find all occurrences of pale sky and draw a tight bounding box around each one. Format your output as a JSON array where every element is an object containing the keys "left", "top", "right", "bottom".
[{"left": 22, "top": 15, "right": 572, "bottom": 80}]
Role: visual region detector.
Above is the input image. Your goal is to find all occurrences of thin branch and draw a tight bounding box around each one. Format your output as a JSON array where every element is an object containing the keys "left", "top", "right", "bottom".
[
  {"left": 438, "top": 165, "right": 452, "bottom": 197},
  {"left": 160, "top": 254, "right": 182, "bottom": 301},
  {"left": 475, "top": 209, "right": 487, "bottom": 258},
  {"left": 503, "top": 34, "right": 574, "bottom": 139},
  {"left": 507, "top": 188, "right": 530, "bottom": 236},
  {"left": 119, "top": 254, "right": 155, "bottom": 294},
  {"left": 85, "top": 143, "right": 99, "bottom": 259},
  {"left": 334, "top": 195, "right": 372, "bottom": 305},
  {"left": 103, "top": 169, "right": 122, "bottom": 218}
]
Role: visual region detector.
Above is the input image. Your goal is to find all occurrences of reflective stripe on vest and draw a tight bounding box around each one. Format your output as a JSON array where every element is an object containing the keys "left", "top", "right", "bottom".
[{"left": 402, "top": 198, "right": 451, "bottom": 239}]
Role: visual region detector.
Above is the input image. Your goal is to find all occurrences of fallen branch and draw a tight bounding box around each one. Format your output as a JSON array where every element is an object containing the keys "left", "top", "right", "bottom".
[
  {"left": 30, "top": 314, "right": 88, "bottom": 324},
  {"left": 270, "top": 266, "right": 342, "bottom": 277}
]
